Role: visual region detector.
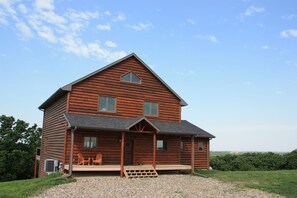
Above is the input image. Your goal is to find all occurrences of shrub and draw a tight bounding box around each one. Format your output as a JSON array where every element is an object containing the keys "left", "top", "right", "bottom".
[
  {"left": 211, "top": 150, "right": 296, "bottom": 171},
  {"left": 284, "top": 149, "right": 297, "bottom": 169}
]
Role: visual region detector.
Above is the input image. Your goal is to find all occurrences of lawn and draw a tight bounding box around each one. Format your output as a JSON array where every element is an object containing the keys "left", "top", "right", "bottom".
[
  {"left": 196, "top": 170, "right": 297, "bottom": 198},
  {"left": 0, "top": 173, "right": 75, "bottom": 198}
]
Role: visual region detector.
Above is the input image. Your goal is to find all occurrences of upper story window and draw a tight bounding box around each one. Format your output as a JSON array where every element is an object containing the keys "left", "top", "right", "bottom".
[
  {"left": 99, "top": 96, "right": 116, "bottom": 112},
  {"left": 121, "top": 72, "right": 141, "bottom": 83},
  {"left": 144, "top": 102, "right": 158, "bottom": 116}
]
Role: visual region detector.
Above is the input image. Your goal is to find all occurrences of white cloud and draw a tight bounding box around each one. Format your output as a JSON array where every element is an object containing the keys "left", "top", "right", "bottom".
[
  {"left": 38, "top": 26, "right": 57, "bottom": 43},
  {"left": 0, "top": 10, "right": 8, "bottom": 25},
  {"left": 280, "top": 29, "right": 297, "bottom": 38},
  {"left": 187, "top": 18, "right": 195, "bottom": 25},
  {"left": 96, "top": 23, "right": 111, "bottom": 31},
  {"left": 195, "top": 34, "right": 218, "bottom": 42},
  {"left": 65, "top": 9, "right": 99, "bottom": 21},
  {"left": 0, "top": 0, "right": 17, "bottom": 20},
  {"left": 18, "top": 4, "right": 27, "bottom": 14},
  {"left": 113, "top": 13, "right": 125, "bottom": 22},
  {"left": 34, "top": 0, "right": 54, "bottom": 11},
  {"left": 16, "top": 22, "right": 33, "bottom": 38},
  {"left": 0, "top": 0, "right": 126, "bottom": 62},
  {"left": 128, "top": 22, "right": 153, "bottom": 31},
  {"left": 104, "top": 11, "right": 110, "bottom": 16},
  {"left": 105, "top": 40, "right": 117, "bottom": 48},
  {"left": 281, "top": 14, "right": 297, "bottom": 20},
  {"left": 59, "top": 35, "right": 125, "bottom": 62},
  {"left": 261, "top": 45, "right": 269, "bottom": 49},
  {"left": 241, "top": 6, "right": 265, "bottom": 18}
]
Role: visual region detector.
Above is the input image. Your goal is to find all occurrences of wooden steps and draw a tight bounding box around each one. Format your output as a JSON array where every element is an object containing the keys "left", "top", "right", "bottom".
[{"left": 124, "top": 165, "right": 158, "bottom": 179}]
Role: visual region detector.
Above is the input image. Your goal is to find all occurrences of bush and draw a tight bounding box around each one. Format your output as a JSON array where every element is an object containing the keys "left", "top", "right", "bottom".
[
  {"left": 211, "top": 150, "right": 296, "bottom": 171},
  {"left": 283, "top": 149, "right": 297, "bottom": 169}
]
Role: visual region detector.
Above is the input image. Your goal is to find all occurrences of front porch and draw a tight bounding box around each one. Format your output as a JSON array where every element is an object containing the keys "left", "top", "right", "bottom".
[
  {"left": 64, "top": 114, "right": 197, "bottom": 178},
  {"left": 64, "top": 164, "right": 191, "bottom": 172}
]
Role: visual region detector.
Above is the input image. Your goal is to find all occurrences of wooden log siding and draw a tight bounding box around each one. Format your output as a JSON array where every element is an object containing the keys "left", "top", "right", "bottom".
[
  {"left": 68, "top": 56, "right": 181, "bottom": 122},
  {"left": 39, "top": 94, "right": 67, "bottom": 177},
  {"left": 181, "top": 138, "right": 209, "bottom": 169},
  {"left": 156, "top": 135, "right": 181, "bottom": 164},
  {"left": 65, "top": 131, "right": 183, "bottom": 166},
  {"left": 65, "top": 131, "right": 122, "bottom": 165}
]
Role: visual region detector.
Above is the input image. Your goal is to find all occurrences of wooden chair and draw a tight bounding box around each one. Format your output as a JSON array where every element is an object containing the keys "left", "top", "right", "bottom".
[
  {"left": 77, "top": 153, "right": 90, "bottom": 165},
  {"left": 92, "top": 153, "right": 103, "bottom": 165}
]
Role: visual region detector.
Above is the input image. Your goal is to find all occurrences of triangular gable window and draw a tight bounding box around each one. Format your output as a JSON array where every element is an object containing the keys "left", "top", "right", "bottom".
[{"left": 121, "top": 72, "right": 141, "bottom": 83}]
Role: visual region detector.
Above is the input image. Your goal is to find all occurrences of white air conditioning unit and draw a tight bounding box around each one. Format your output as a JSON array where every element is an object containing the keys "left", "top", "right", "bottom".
[{"left": 44, "top": 159, "right": 59, "bottom": 173}]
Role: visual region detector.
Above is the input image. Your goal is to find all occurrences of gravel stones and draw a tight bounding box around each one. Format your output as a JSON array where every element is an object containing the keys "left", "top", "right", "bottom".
[{"left": 34, "top": 174, "right": 282, "bottom": 198}]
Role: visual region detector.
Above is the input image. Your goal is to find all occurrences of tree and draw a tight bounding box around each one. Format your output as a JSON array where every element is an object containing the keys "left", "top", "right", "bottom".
[{"left": 0, "top": 115, "right": 41, "bottom": 181}]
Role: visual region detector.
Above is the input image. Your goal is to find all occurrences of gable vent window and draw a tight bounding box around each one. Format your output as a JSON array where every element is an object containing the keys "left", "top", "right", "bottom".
[
  {"left": 121, "top": 72, "right": 141, "bottom": 83},
  {"left": 99, "top": 96, "right": 116, "bottom": 112},
  {"left": 144, "top": 102, "right": 158, "bottom": 116}
]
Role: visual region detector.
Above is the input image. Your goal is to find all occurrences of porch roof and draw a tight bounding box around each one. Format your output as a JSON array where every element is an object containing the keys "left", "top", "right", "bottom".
[{"left": 64, "top": 113, "right": 215, "bottom": 138}]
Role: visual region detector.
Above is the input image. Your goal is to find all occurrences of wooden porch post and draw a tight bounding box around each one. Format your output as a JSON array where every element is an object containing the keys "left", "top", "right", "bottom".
[
  {"left": 120, "top": 132, "right": 125, "bottom": 178},
  {"left": 191, "top": 136, "right": 195, "bottom": 175},
  {"left": 69, "top": 127, "right": 77, "bottom": 176},
  {"left": 153, "top": 133, "right": 156, "bottom": 168}
]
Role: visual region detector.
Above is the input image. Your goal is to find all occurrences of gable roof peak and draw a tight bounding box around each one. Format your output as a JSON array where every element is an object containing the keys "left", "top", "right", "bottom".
[{"left": 39, "top": 53, "right": 187, "bottom": 109}]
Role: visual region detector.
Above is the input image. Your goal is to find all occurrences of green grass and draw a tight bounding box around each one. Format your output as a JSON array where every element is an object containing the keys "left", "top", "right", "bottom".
[
  {"left": 0, "top": 173, "right": 75, "bottom": 198},
  {"left": 196, "top": 170, "right": 297, "bottom": 198}
]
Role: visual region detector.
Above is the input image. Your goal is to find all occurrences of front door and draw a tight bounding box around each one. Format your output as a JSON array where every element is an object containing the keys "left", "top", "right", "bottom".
[{"left": 124, "top": 138, "right": 134, "bottom": 165}]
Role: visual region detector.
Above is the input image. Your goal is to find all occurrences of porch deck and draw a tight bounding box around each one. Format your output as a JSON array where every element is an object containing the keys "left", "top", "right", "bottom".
[{"left": 64, "top": 164, "right": 191, "bottom": 172}]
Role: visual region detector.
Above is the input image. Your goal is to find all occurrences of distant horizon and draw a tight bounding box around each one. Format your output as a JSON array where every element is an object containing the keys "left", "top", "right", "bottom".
[{"left": 211, "top": 150, "right": 293, "bottom": 153}]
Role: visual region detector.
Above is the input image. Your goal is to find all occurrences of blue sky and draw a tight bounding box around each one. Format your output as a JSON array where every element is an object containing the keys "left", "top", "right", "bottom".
[{"left": 1, "top": 0, "right": 296, "bottom": 152}]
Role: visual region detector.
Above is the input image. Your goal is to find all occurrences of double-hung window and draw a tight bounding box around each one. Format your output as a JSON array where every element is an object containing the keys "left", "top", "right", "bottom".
[
  {"left": 99, "top": 96, "right": 116, "bottom": 112},
  {"left": 144, "top": 102, "right": 158, "bottom": 116},
  {"left": 198, "top": 142, "right": 204, "bottom": 151},
  {"left": 156, "top": 140, "right": 167, "bottom": 151},
  {"left": 84, "top": 137, "right": 97, "bottom": 148}
]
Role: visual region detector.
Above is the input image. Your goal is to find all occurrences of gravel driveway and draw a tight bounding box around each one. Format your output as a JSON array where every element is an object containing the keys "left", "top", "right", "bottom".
[{"left": 34, "top": 174, "right": 282, "bottom": 198}]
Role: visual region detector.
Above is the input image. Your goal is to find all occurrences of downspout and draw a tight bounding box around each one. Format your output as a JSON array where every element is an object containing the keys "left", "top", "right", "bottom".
[
  {"left": 69, "top": 126, "right": 77, "bottom": 177},
  {"left": 191, "top": 135, "right": 195, "bottom": 175}
]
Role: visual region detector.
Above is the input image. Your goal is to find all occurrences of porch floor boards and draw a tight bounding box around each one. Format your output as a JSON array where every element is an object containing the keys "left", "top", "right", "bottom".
[{"left": 64, "top": 164, "right": 191, "bottom": 172}]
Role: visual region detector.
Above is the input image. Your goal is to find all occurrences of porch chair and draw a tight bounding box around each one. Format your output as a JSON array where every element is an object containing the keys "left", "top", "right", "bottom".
[
  {"left": 77, "top": 152, "right": 91, "bottom": 165},
  {"left": 92, "top": 153, "right": 103, "bottom": 165}
]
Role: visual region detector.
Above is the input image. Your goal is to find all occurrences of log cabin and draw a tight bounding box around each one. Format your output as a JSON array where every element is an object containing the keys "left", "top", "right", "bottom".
[{"left": 38, "top": 53, "right": 215, "bottom": 178}]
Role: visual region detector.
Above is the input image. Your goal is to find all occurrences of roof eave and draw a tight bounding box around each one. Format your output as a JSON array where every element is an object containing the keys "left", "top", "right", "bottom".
[{"left": 38, "top": 88, "right": 68, "bottom": 110}]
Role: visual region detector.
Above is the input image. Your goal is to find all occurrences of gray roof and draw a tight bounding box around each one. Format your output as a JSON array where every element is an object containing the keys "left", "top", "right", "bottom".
[
  {"left": 39, "top": 53, "right": 187, "bottom": 109},
  {"left": 64, "top": 113, "right": 215, "bottom": 138}
]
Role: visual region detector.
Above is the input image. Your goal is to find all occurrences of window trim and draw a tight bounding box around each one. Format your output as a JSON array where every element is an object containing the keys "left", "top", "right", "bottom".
[
  {"left": 120, "top": 71, "right": 142, "bottom": 84},
  {"left": 144, "top": 101, "right": 159, "bottom": 117},
  {"left": 83, "top": 136, "right": 97, "bottom": 149},
  {"left": 156, "top": 139, "right": 167, "bottom": 151},
  {"left": 99, "top": 96, "right": 117, "bottom": 113}
]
